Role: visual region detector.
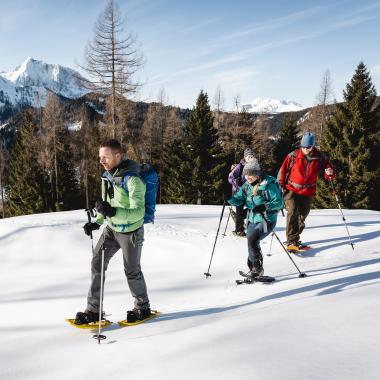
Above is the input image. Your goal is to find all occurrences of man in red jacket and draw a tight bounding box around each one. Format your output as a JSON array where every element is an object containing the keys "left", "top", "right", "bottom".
[{"left": 278, "top": 132, "right": 335, "bottom": 252}]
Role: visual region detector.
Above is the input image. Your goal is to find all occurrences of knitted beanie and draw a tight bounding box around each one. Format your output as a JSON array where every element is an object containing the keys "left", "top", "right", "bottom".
[
  {"left": 242, "top": 158, "right": 261, "bottom": 176},
  {"left": 300, "top": 132, "right": 315, "bottom": 148},
  {"left": 243, "top": 148, "right": 255, "bottom": 159}
]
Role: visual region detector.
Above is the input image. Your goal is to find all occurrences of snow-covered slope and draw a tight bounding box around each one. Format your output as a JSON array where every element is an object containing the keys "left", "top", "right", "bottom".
[
  {"left": 243, "top": 97, "right": 306, "bottom": 113},
  {"left": 1, "top": 206, "right": 379, "bottom": 380},
  {"left": 0, "top": 58, "right": 88, "bottom": 107}
]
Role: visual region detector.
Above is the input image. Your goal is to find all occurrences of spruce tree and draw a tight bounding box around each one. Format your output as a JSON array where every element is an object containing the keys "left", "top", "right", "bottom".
[
  {"left": 315, "top": 62, "right": 380, "bottom": 210},
  {"left": 161, "top": 140, "right": 187, "bottom": 204},
  {"left": 7, "top": 109, "right": 45, "bottom": 216},
  {"left": 162, "top": 91, "right": 228, "bottom": 204}
]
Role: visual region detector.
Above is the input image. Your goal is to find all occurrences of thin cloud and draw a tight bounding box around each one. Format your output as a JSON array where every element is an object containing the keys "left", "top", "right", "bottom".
[
  {"left": 211, "top": 67, "right": 258, "bottom": 86},
  {"left": 148, "top": 5, "right": 380, "bottom": 87},
  {"left": 202, "top": 4, "right": 332, "bottom": 53},
  {"left": 371, "top": 64, "right": 380, "bottom": 76},
  {"left": 181, "top": 18, "right": 219, "bottom": 34}
]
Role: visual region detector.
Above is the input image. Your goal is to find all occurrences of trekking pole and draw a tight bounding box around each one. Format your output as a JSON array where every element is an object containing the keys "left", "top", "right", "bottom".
[
  {"left": 266, "top": 232, "right": 274, "bottom": 257},
  {"left": 222, "top": 207, "right": 232, "bottom": 237},
  {"left": 85, "top": 208, "right": 96, "bottom": 254},
  {"left": 85, "top": 209, "right": 106, "bottom": 343},
  {"left": 204, "top": 201, "right": 226, "bottom": 278},
  {"left": 329, "top": 179, "right": 355, "bottom": 251},
  {"left": 260, "top": 212, "right": 307, "bottom": 278},
  {"left": 93, "top": 234, "right": 107, "bottom": 343}
]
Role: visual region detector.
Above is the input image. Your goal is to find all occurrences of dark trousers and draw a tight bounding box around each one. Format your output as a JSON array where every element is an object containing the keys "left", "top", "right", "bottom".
[
  {"left": 87, "top": 225, "right": 150, "bottom": 313},
  {"left": 246, "top": 220, "right": 275, "bottom": 269},
  {"left": 284, "top": 191, "right": 313, "bottom": 245},
  {"left": 235, "top": 205, "right": 247, "bottom": 232}
]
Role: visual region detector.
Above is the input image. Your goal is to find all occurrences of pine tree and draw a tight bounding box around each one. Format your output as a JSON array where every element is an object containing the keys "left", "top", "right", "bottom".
[
  {"left": 271, "top": 113, "right": 300, "bottom": 174},
  {"left": 7, "top": 109, "right": 45, "bottom": 216},
  {"left": 162, "top": 91, "right": 228, "bottom": 204},
  {"left": 315, "top": 62, "right": 380, "bottom": 210}
]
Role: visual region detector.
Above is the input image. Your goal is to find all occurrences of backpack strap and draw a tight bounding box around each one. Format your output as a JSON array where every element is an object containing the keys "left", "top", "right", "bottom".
[{"left": 284, "top": 149, "right": 298, "bottom": 186}]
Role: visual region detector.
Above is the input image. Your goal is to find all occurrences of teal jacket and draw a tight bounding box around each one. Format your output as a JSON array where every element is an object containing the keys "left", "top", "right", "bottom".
[
  {"left": 95, "top": 160, "right": 146, "bottom": 233},
  {"left": 228, "top": 174, "right": 283, "bottom": 225}
]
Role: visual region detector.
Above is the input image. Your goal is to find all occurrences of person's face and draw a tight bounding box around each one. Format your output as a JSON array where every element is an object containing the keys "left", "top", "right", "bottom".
[
  {"left": 99, "top": 147, "right": 121, "bottom": 171},
  {"left": 245, "top": 155, "right": 255, "bottom": 163},
  {"left": 245, "top": 174, "right": 259, "bottom": 183},
  {"left": 301, "top": 146, "right": 313, "bottom": 155}
]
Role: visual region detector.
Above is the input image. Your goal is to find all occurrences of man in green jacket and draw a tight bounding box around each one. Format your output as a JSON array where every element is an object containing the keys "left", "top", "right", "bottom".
[
  {"left": 228, "top": 158, "right": 283, "bottom": 277},
  {"left": 75, "top": 139, "right": 151, "bottom": 325}
]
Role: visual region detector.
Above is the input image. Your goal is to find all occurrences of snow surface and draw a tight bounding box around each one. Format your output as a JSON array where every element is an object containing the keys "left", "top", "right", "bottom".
[
  {"left": 1, "top": 206, "right": 379, "bottom": 380},
  {"left": 243, "top": 98, "right": 306, "bottom": 113},
  {"left": 0, "top": 58, "right": 88, "bottom": 107}
]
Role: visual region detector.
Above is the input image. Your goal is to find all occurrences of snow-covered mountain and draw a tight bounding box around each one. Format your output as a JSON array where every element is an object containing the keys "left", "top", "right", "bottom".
[
  {"left": 0, "top": 57, "right": 89, "bottom": 107},
  {"left": 243, "top": 97, "right": 306, "bottom": 113}
]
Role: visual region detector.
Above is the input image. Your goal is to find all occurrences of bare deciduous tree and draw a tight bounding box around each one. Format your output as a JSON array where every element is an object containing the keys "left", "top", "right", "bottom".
[
  {"left": 212, "top": 86, "right": 225, "bottom": 129},
  {"left": 80, "top": 0, "right": 143, "bottom": 138},
  {"left": 40, "top": 93, "right": 65, "bottom": 209},
  {"left": 301, "top": 70, "right": 334, "bottom": 144},
  {"left": 317, "top": 69, "right": 334, "bottom": 138},
  {"left": 0, "top": 138, "right": 9, "bottom": 218}
]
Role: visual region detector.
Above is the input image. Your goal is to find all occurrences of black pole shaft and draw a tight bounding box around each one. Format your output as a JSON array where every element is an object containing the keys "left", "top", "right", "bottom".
[
  {"left": 86, "top": 209, "right": 95, "bottom": 255},
  {"left": 329, "top": 179, "right": 355, "bottom": 251},
  {"left": 271, "top": 230, "right": 305, "bottom": 275},
  {"left": 222, "top": 207, "right": 232, "bottom": 237},
  {"left": 86, "top": 209, "right": 93, "bottom": 239},
  {"left": 204, "top": 201, "right": 226, "bottom": 277},
  {"left": 260, "top": 212, "right": 306, "bottom": 277}
]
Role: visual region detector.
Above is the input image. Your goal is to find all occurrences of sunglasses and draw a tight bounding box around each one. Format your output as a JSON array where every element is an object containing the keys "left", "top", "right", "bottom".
[{"left": 303, "top": 146, "right": 313, "bottom": 149}]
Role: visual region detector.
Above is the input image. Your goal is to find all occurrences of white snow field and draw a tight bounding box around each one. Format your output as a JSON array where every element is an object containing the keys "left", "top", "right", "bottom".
[{"left": 1, "top": 205, "right": 379, "bottom": 380}]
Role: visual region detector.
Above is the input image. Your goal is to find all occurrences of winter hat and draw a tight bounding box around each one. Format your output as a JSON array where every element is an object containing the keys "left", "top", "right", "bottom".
[
  {"left": 300, "top": 132, "right": 315, "bottom": 148},
  {"left": 243, "top": 148, "right": 255, "bottom": 159},
  {"left": 242, "top": 158, "right": 261, "bottom": 176}
]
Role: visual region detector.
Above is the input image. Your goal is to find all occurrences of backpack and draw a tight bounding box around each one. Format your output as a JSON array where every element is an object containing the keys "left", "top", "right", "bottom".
[
  {"left": 104, "top": 163, "right": 159, "bottom": 224},
  {"left": 281, "top": 149, "right": 327, "bottom": 186}
]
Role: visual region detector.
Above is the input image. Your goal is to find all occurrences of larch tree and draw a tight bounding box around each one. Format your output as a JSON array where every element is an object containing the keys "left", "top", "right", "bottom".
[{"left": 80, "top": 0, "right": 143, "bottom": 138}]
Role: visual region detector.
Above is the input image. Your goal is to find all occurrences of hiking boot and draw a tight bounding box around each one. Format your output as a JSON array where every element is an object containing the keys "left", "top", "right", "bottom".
[
  {"left": 244, "top": 266, "right": 264, "bottom": 278},
  {"left": 74, "top": 310, "right": 103, "bottom": 325},
  {"left": 126, "top": 308, "right": 151, "bottom": 323},
  {"left": 232, "top": 230, "right": 246, "bottom": 237},
  {"left": 287, "top": 243, "right": 300, "bottom": 253}
]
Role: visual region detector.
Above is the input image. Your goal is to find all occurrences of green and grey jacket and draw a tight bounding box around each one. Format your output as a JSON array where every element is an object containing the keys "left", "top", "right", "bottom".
[
  {"left": 228, "top": 174, "right": 283, "bottom": 225},
  {"left": 95, "top": 159, "right": 146, "bottom": 233}
]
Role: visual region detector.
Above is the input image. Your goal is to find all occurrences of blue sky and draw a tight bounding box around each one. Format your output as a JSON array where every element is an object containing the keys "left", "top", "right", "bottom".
[{"left": 1, "top": 0, "right": 380, "bottom": 109}]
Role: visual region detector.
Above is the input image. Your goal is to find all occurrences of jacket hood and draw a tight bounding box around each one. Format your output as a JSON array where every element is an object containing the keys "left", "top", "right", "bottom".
[{"left": 104, "top": 159, "right": 140, "bottom": 178}]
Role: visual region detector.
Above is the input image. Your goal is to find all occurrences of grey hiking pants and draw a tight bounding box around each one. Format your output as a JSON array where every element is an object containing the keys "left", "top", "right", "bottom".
[{"left": 87, "top": 225, "right": 150, "bottom": 313}]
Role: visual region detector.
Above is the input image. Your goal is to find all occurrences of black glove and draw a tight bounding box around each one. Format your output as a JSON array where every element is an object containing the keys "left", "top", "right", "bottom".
[
  {"left": 83, "top": 222, "right": 100, "bottom": 236},
  {"left": 253, "top": 204, "right": 266, "bottom": 213},
  {"left": 95, "top": 201, "right": 116, "bottom": 218}
]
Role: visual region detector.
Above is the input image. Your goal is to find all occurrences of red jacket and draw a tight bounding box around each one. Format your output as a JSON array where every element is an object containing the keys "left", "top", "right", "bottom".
[{"left": 278, "top": 148, "right": 335, "bottom": 197}]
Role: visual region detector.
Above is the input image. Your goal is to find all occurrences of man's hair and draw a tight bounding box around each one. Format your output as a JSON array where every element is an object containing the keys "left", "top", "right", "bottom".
[{"left": 100, "top": 139, "right": 122, "bottom": 153}]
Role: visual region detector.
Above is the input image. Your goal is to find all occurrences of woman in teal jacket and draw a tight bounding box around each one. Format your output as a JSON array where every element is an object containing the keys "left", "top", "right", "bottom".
[{"left": 228, "top": 158, "right": 283, "bottom": 277}]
